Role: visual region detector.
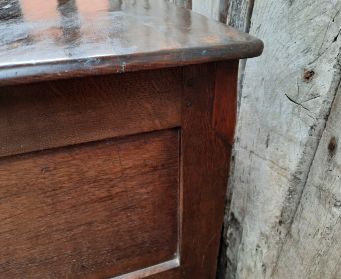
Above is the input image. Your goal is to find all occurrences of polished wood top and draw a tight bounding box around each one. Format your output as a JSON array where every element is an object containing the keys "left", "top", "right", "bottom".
[{"left": 0, "top": 0, "right": 263, "bottom": 85}]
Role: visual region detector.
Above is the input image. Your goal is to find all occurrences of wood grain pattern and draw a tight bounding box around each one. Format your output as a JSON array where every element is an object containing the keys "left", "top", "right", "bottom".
[
  {"left": 0, "top": 129, "right": 179, "bottom": 279},
  {"left": 0, "top": 0, "right": 263, "bottom": 86},
  {"left": 225, "top": 0, "right": 341, "bottom": 278},
  {"left": 179, "top": 62, "right": 235, "bottom": 278},
  {"left": 0, "top": 68, "right": 181, "bottom": 158},
  {"left": 213, "top": 60, "right": 238, "bottom": 146},
  {"left": 147, "top": 61, "right": 237, "bottom": 279},
  {"left": 0, "top": 57, "right": 243, "bottom": 278}
]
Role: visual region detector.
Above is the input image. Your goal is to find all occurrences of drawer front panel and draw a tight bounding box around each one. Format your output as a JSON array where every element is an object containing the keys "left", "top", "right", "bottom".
[
  {"left": 0, "top": 129, "right": 179, "bottom": 278},
  {"left": 0, "top": 68, "right": 181, "bottom": 158}
]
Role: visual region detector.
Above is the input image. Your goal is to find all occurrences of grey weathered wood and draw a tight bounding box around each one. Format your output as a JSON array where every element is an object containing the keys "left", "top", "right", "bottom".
[
  {"left": 192, "top": 0, "right": 221, "bottom": 21},
  {"left": 225, "top": 0, "right": 341, "bottom": 278},
  {"left": 217, "top": 0, "right": 229, "bottom": 23},
  {"left": 226, "top": 0, "right": 253, "bottom": 33},
  {"left": 272, "top": 79, "right": 341, "bottom": 278}
]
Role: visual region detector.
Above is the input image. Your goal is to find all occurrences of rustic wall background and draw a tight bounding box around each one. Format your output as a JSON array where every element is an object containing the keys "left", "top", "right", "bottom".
[{"left": 170, "top": 0, "right": 341, "bottom": 278}]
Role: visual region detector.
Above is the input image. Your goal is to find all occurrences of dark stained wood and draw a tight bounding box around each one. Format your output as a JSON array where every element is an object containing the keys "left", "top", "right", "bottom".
[
  {"left": 0, "top": 129, "right": 180, "bottom": 279},
  {"left": 179, "top": 61, "right": 236, "bottom": 278},
  {"left": 213, "top": 60, "right": 238, "bottom": 146},
  {"left": 147, "top": 61, "right": 237, "bottom": 279},
  {"left": 0, "top": 60, "right": 244, "bottom": 278},
  {"left": 0, "top": 60, "right": 240, "bottom": 278},
  {"left": 0, "top": 68, "right": 181, "bottom": 158},
  {"left": 0, "top": 0, "right": 263, "bottom": 86},
  {"left": 0, "top": 1, "right": 263, "bottom": 276}
]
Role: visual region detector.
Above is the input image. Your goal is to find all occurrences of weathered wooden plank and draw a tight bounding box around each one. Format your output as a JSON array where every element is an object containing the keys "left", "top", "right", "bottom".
[
  {"left": 273, "top": 79, "right": 341, "bottom": 278},
  {"left": 225, "top": 0, "right": 341, "bottom": 278},
  {"left": 192, "top": 0, "right": 221, "bottom": 21},
  {"left": 226, "top": 0, "right": 254, "bottom": 32}
]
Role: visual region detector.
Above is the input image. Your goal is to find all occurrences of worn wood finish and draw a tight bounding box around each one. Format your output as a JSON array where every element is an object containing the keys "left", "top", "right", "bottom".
[
  {"left": 273, "top": 85, "right": 341, "bottom": 279},
  {"left": 0, "top": 68, "right": 181, "bottom": 158},
  {"left": 146, "top": 61, "right": 237, "bottom": 279},
  {"left": 226, "top": 0, "right": 254, "bottom": 33},
  {"left": 0, "top": 0, "right": 263, "bottom": 86},
  {"left": 0, "top": 129, "right": 179, "bottom": 279},
  {"left": 179, "top": 61, "right": 236, "bottom": 278},
  {"left": 213, "top": 60, "right": 238, "bottom": 146},
  {"left": 224, "top": 0, "right": 341, "bottom": 278},
  {"left": 0, "top": 61, "right": 240, "bottom": 279}
]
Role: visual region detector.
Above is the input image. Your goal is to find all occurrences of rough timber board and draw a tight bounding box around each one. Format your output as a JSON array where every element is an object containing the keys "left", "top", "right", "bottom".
[{"left": 225, "top": 0, "right": 341, "bottom": 278}]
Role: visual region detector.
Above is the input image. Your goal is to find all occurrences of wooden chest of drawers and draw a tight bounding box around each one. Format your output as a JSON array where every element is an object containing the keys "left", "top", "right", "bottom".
[{"left": 0, "top": 1, "right": 262, "bottom": 278}]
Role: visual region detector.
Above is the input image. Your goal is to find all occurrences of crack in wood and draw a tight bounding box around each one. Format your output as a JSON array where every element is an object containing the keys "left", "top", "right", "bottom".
[{"left": 272, "top": 51, "right": 341, "bottom": 278}]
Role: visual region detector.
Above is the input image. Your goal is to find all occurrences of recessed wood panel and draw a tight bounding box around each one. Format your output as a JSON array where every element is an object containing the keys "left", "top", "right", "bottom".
[
  {"left": 0, "top": 68, "right": 181, "bottom": 158},
  {"left": 0, "top": 129, "right": 179, "bottom": 279}
]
